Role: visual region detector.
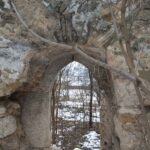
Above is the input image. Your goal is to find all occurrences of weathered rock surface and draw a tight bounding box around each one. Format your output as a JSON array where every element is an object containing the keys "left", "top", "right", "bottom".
[
  {"left": 0, "top": 105, "right": 6, "bottom": 116},
  {"left": 13, "top": 0, "right": 111, "bottom": 44},
  {"left": 107, "top": 43, "right": 146, "bottom": 150},
  {"left": 0, "top": 0, "right": 149, "bottom": 150},
  {"left": 114, "top": 115, "right": 145, "bottom": 150},
  {"left": 0, "top": 36, "right": 31, "bottom": 96},
  {"left": 0, "top": 115, "right": 17, "bottom": 138},
  {"left": 0, "top": 134, "right": 20, "bottom": 150}
]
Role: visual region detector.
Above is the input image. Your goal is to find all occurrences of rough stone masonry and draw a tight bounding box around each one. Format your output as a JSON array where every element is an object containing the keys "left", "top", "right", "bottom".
[{"left": 0, "top": 0, "right": 150, "bottom": 150}]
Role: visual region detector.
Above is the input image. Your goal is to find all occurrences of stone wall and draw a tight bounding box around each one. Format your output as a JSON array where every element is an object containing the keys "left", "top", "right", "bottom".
[
  {"left": 107, "top": 43, "right": 149, "bottom": 150},
  {"left": 0, "top": 0, "right": 150, "bottom": 150},
  {"left": 0, "top": 38, "right": 149, "bottom": 150},
  {"left": 0, "top": 99, "right": 21, "bottom": 150}
]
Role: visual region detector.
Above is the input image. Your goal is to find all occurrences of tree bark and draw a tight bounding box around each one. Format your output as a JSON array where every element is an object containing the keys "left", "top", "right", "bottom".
[{"left": 89, "top": 70, "right": 93, "bottom": 129}]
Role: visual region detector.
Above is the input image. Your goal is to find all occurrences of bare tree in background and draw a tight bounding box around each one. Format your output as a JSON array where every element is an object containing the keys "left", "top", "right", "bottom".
[
  {"left": 89, "top": 69, "right": 94, "bottom": 129},
  {"left": 51, "top": 71, "right": 63, "bottom": 144}
]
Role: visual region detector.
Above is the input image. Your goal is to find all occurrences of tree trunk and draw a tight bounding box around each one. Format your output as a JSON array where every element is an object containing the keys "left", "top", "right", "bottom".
[{"left": 89, "top": 69, "right": 93, "bottom": 129}]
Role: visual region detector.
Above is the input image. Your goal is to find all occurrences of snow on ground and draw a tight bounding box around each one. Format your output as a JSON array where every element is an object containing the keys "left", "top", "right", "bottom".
[
  {"left": 58, "top": 101, "right": 100, "bottom": 122},
  {"left": 68, "top": 90, "right": 98, "bottom": 102},
  {"left": 60, "top": 90, "right": 98, "bottom": 104},
  {"left": 74, "top": 148, "right": 81, "bottom": 150},
  {"left": 58, "top": 109, "right": 100, "bottom": 122},
  {"left": 60, "top": 100, "right": 84, "bottom": 108},
  {"left": 81, "top": 131, "right": 100, "bottom": 150},
  {"left": 73, "top": 131, "right": 100, "bottom": 150},
  {"left": 56, "top": 61, "right": 101, "bottom": 149},
  {"left": 65, "top": 126, "right": 75, "bottom": 132},
  {"left": 51, "top": 144, "right": 61, "bottom": 150}
]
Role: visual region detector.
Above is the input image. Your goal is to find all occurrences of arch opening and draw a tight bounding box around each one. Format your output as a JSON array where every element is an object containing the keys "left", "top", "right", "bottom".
[
  {"left": 18, "top": 51, "right": 117, "bottom": 150},
  {"left": 51, "top": 61, "right": 101, "bottom": 150}
]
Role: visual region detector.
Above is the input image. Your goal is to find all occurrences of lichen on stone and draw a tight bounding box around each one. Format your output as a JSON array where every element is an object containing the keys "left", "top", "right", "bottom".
[
  {"left": 0, "top": 0, "right": 10, "bottom": 10},
  {"left": 0, "top": 36, "right": 31, "bottom": 96},
  {"left": 42, "top": 0, "right": 111, "bottom": 43}
]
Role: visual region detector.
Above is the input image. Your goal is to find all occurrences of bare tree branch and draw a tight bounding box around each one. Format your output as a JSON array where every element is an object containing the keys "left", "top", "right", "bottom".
[
  {"left": 74, "top": 45, "right": 137, "bottom": 81},
  {"left": 11, "top": 0, "right": 150, "bottom": 101},
  {"left": 107, "top": 0, "right": 150, "bottom": 148}
]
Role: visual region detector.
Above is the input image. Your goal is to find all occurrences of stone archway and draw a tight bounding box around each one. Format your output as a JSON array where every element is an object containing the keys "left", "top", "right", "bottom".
[
  {"left": 14, "top": 43, "right": 145, "bottom": 150},
  {"left": 0, "top": 0, "right": 149, "bottom": 149},
  {"left": 0, "top": 38, "right": 147, "bottom": 150},
  {"left": 20, "top": 47, "right": 116, "bottom": 150}
]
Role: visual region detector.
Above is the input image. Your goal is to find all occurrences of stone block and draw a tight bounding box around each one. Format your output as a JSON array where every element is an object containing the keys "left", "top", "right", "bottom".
[
  {"left": 0, "top": 115, "right": 17, "bottom": 138},
  {"left": 0, "top": 105, "right": 6, "bottom": 117},
  {"left": 1, "top": 134, "right": 19, "bottom": 150}
]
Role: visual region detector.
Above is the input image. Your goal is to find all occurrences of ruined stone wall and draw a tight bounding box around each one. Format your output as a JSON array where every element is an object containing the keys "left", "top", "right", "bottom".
[
  {"left": 0, "top": 98, "right": 22, "bottom": 150},
  {"left": 0, "top": 0, "right": 150, "bottom": 150},
  {"left": 107, "top": 41, "right": 150, "bottom": 150}
]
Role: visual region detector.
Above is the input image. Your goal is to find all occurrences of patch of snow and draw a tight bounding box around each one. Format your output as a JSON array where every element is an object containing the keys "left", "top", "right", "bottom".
[
  {"left": 66, "top": 126, "right": 75, "bottom": 132},
  {"left": 60, "top": 90, "right": 98, "bottom": 104},
  {"left": 58, "top": 107, "right": 100, "bottom": 122},
  {"left": 51, "top": 144, "right": 61, "bottom": 150},
  {"left": 81, "top": 131, "right": 100, "bottom": 150},
  {"left": 60, "top": 100, "right": 83, "bottom": 108},
  {"left": 74, "top": 148, "right": 81, "bottom": 150}
]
